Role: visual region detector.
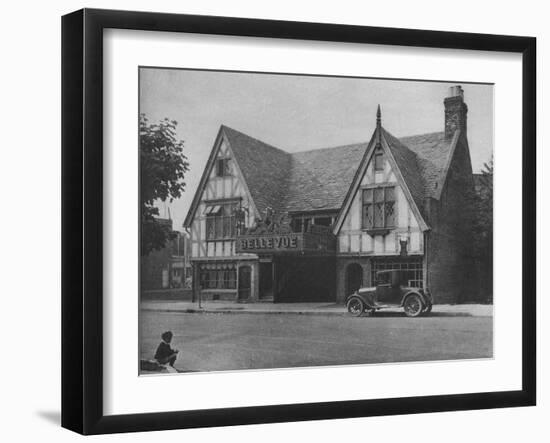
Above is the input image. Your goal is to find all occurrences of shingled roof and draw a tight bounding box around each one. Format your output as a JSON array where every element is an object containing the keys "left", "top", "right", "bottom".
[
  {"left": 222, "top": 126, "right": 291, "bottom": 214},
  {"left": 221, "top": 125, "right": 455, "bottom": 220},
  {"left": 382, "top": 128, "right": 427, "bottom": 221},
  {"left": 399, "top": 131, "right": 455, "bottom": 199},
  {"left": 285, "top": 143, "right": 367, "bottom": 212},
  {"left": 223, "top": 126, "right": 367, "bottom": 214},
  {"left": 382, "top": 129, "right": 455, "bottom": 222}
]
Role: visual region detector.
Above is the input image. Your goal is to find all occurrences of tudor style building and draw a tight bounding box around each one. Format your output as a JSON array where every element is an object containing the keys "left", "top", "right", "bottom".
[{"left": 184, "top": 86, "right": 479, "bottom": 304}]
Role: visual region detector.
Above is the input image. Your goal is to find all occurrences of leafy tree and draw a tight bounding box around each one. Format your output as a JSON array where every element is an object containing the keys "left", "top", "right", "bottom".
[
  {"left": 472, "top": 157, "right": 493, "bottom": 302},
  {"left": 140, "top": 114, "right": 189, "bottom": 256}
]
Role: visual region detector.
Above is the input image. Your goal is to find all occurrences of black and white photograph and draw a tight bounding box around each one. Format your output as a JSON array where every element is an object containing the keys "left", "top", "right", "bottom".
[
  {"left": 2, "top": 0, "right": 544, "bottom": 440},
  {"left": 138, "top": 69, "right": 494, "bottom": 374}
]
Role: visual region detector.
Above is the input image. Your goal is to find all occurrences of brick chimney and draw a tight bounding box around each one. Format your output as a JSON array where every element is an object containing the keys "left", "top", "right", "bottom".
[{"left": 444, "top": 85, "right": 468, "bottom": 139}]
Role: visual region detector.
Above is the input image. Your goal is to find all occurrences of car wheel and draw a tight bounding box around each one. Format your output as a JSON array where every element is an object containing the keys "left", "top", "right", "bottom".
[
  {"left": 403, "top": 294, "right": 424, "bottom": 317},
  {"left": 347, "top": 297, "right": 365, "bottom": 317}
]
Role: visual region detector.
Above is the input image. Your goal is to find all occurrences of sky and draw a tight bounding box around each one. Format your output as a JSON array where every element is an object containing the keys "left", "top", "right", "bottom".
[{"left": 139, "top": 68, "right": 494, "bottom": 232}]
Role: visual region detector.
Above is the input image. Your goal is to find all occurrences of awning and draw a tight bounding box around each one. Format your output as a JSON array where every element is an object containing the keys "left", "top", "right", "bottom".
[
  {"left": 199, "top": 262, "right": 236, "bottom": 271},
  {"left": 204, "top": 205, "right": 222, "bottom": 215}
]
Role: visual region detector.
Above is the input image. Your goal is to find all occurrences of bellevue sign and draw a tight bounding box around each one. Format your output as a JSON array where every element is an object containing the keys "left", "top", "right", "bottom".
[
  {"left": 235, "top": 230, "right": 337, "bottom": 255},
  {"left": 236, "top": 234, "right": 300, "bottom": 253}
]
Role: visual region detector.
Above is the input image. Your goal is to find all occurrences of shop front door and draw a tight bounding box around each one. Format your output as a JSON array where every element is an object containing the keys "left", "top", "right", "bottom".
[
  {"left": 259, "top": 261, "right": 274, "bottom": 300},
  {"left": 238, "top": 265, "right": 251, "bottom": 301}
]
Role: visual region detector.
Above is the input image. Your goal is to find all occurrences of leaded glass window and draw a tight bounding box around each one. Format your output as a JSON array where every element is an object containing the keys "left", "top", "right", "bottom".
[
  {"left": 384, "top": 187, "right": 396, "bottom": 227},
  {"left": 362, "top": 186, "right": 396, "bottom": 230}
]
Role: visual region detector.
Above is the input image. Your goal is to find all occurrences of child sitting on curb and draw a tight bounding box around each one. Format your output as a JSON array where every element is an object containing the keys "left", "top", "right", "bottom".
[{"left": 154, "top": 331, "right": 179, "bottom": 371}]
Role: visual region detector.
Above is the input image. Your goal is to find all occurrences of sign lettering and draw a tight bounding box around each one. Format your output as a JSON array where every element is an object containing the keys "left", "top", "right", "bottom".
[{"left": 237, "top": 234, "right": 300, "bottom": 252}]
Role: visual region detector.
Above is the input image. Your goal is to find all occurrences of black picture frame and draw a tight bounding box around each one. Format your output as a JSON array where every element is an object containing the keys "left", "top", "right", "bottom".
[{"left": 61, "top": 8, "right": 536, "bottom": 435}]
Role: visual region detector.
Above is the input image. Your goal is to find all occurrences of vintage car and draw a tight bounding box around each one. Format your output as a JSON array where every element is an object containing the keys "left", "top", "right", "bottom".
[{"left": 346, "top": 269, "right": 433, "bottom": 317}]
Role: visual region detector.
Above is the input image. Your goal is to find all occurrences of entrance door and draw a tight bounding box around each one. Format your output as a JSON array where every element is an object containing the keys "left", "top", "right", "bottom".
[
  {"left": 259, "top": 261, "right": 274, "bottom": 300},
  {"left": 238, "top": 266, "right": 251, "bottom": 301},
  {"left": 277, "top": 257, "right": 335, "bottom": 302},
  {"left": 346, "top": 263, "right": 363, "bottom": 296}
]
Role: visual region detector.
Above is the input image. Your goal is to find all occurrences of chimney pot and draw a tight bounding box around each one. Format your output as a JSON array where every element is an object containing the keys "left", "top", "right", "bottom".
[
  {"left": 444, "top": 85, "right": 467, "bottom": 139},
  {"left": 448, "top": 85, "right": 464, "bottom": 99}
]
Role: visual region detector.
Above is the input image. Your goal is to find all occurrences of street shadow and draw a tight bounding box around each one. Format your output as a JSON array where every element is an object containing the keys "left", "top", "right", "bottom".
[
  {"left": 363, "top": 311, "right": 473, "bottom": 318},
  {"left": 36, "top": 410, "right": 60, "bottom": 426},
  {"left": 140, "top": 367, "right": 200, "bottom": 375},
  {"left": 425, "top": 312, "right": 475, "bottom": 317}
]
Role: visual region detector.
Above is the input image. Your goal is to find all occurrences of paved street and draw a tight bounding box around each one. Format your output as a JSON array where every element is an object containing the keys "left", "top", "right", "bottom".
[{"left": 140, "top": 310, "right": 493, "bottom": 372}]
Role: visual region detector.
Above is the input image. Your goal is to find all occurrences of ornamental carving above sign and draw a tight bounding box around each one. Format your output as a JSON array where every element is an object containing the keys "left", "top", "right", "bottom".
[
  {"left": 245, "top": 207, "right": 292, "bottom": 235},
  {"left": 236, "top": 207, "right": 336, "bottom": 254}
]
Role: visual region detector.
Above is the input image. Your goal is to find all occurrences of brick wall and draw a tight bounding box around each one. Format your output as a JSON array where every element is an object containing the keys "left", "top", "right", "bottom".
[{"left": 426, "top": 136, "right": 480, "bottom": 304}]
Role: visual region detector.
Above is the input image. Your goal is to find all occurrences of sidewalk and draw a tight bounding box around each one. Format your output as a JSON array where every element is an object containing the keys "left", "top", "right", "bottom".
[{"left": 141, "top": 300, "right": 493, "bottom": 317}]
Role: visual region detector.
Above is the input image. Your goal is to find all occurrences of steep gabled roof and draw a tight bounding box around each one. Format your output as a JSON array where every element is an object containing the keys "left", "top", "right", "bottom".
[{"left": 184, "top": 124, "right": 459, "bottom": 229}]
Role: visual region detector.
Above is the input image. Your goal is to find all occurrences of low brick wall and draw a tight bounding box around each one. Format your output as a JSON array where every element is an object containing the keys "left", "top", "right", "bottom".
[{"left": 141, "top": 288, "right": 193, "bottom": 301}]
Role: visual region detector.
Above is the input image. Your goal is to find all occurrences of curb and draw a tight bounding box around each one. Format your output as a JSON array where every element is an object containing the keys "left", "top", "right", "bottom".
[
  {"left": 141, "top": 307, "right": 493, "bottom": 317},
  {"left": 141, "top": 308, "right": 347, "bottom": 316}
]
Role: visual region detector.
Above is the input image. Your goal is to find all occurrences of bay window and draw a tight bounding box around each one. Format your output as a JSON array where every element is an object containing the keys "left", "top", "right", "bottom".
[{"left": 205, "top": 201, "right": 238, "bottom": 240}]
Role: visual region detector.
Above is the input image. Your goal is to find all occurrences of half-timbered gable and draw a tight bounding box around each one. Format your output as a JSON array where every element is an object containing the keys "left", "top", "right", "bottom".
[
  {"left": 334, "top": 127, "right": 426, "bottom": 258},
  {"left": 185, "top": 127, "right": 259, "bottom": 261}
]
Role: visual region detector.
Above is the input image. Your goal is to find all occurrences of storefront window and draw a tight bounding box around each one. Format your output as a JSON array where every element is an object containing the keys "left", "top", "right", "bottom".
[
  {"left": 371, "top": 257, "right": 423, "bottom": 288},
  {"left": 199, "top": 263, "right": 237, "bottom": 289}
]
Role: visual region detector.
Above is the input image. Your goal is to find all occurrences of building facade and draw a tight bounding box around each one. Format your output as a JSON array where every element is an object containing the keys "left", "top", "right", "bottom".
[
  {"left": 140, "top": 218, "right": 192, "bottom": 291},
  {"left": 184, "top": 86, "right": 480, "bottom": 304}
]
